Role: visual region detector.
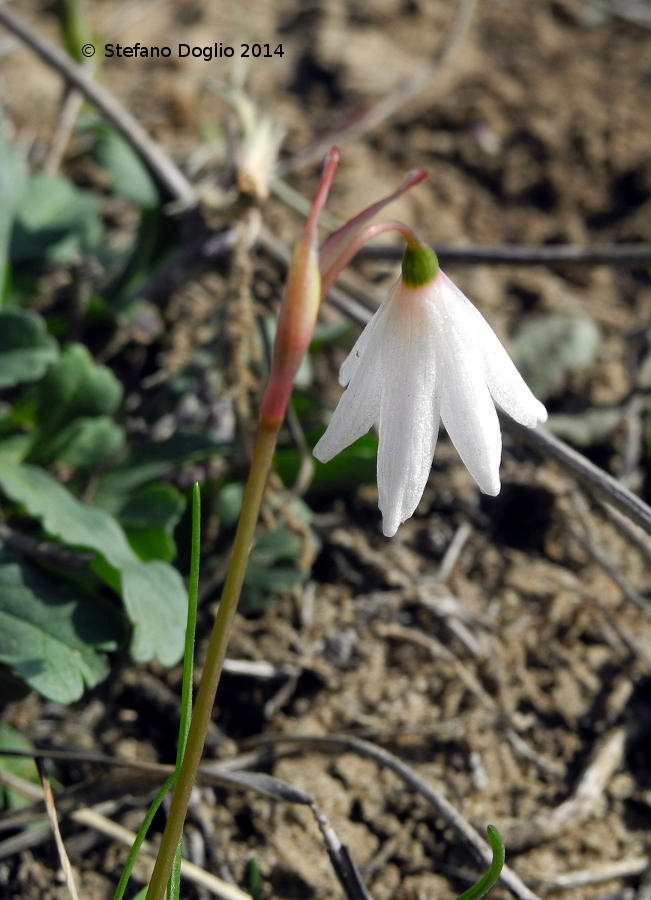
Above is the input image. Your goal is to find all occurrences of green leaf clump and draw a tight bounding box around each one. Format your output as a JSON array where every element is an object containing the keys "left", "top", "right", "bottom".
[
  {"left": 26, "top": 342, "right": 125, "bottom": 467},
  {"left": 0, "top": 548, "right": 123, "bottom": 703},
  {"left": 0, "top": 309, "right": 59, "bottom": 388},
  {"left": 10, "top": 172, "right": 104, "bottom": 264},
  {"left": 0, "top": 462, "right": 187, "bottom": 667}
]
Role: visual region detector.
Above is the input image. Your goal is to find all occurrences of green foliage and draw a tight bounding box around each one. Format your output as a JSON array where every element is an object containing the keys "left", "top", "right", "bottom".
[
  {"left": 115, "top": 483, "right": 186, "bottom": 562},
  {"left": 26, "top": 342, "right": 124, "bottom": 467},
  {"left": 0, "top": 309, "right": 58, "bottom": 388},
  {"left": 276, "top": 430, "right": 379, "bottom": 492},
  {"left": 240, "top": 498, "right": 319, "bottom": 614},
  {"left": 513, "top": 313, "right": 602, "bottom": 400},
  {"left": 10, "top": 172, "right": 104, "bottom": 264},
  {"left": 0, "top": 127, "right": 231, "bottom": 705},
  {"left": 0, "top": 463, "right": 187, "bottom": 667},
  {"left": 0, "top": 723, "right": 40, "bottom": 809},
  {"left": 548, "top": 408, "right": 621, "bottom": 446},
  {"left": 94, "top": 433, "right": 226, "bottom": 503},
  {"left": 0, "top": 547, "right": 122, "bottom": 703},
  {"left": 0, "top": 127, "right": 28, "bottom": 289},
  {"left": 248, "top": 857, "right": 262, "bottom": 900},
  {"left": 91, "top": 125, "right": 160, "bottom": 208}
]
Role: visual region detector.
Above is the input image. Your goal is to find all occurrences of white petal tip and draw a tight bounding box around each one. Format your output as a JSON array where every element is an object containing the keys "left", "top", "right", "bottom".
[
  {"left": 382, "top": 521, "right": 399, "bottom": 538},
  {"left": 522, "top": 400, "right": 548, "bottom": 427},
  {"left": 474, "top": 469, "right": 501, "bottom": 496},
  {"left": 312, "top": 439, "right": 332, "bottom": 464}
]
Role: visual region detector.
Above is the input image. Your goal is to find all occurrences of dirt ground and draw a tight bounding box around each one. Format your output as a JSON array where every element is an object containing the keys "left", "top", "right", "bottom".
[{"left": 1, "top": 0, "right": 650, "bottom": 898}]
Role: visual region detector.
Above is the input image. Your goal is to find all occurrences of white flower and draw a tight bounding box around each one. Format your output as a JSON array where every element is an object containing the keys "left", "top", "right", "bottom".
[{"left": 313, "top": 247, "right": 547, "bottom": 537}]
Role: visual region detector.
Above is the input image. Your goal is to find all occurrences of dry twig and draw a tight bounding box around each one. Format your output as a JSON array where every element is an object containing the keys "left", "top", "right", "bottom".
[
  {"left": 358, "top": 242, "right": 651, "bottom": 267},
  {"left": 35, "top": 759, "right": 79, "bottom": 900},
  {"left": 501, "top": 728, "right": 627, "bottom": 850}
]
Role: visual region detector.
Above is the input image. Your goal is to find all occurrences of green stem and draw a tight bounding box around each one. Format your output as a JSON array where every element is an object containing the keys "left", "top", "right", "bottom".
[
  {"left": 455, "top": 826, "right": 505, "bottom": 900},
  {"left": 115, "top": 485, "right": 202, "bottom": 900},
  {"left": 113, "top": 774, "right": 176, "bottom": 900},
  {"left": 146, "top": 419, "right": 279, "bottom": 899},
  {"left": 176, "top": 481, "right": 201, "bottom": 766}
]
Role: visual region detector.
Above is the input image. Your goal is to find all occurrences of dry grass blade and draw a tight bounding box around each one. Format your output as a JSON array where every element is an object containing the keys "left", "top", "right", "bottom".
[
  {"left": 35, "top": 758, "right": 79, "bottom": 900},
  {"left": 1, "top": 752, "right": 374, "bottom": 900},
  {"left": 503, "top": 415, "right": 651, "bottom": 537},
  {"left": 0, "top": 769, "right": 250, "bottom": 900}
]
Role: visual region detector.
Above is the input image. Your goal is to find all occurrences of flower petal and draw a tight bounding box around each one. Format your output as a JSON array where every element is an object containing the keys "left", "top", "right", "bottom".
[
  {"left": 338, "top": 282, "right": 395, "bottom": 387},
  {"left": 438, "top": 272, "right": 547, "bottom": 427},
  {"left": 377, "top": 288, "right": 439, "bottom": 536},
  {"left": 313, "top": 327, "right": 387, "bottom": 464},
  {"left": 434, "top": 285, "right": 502, "bottom": 495}
]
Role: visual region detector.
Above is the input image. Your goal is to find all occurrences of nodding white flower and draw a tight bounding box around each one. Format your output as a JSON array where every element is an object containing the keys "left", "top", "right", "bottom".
[{"left": 314, "top": 243, "right": 547, "bottom": 537}]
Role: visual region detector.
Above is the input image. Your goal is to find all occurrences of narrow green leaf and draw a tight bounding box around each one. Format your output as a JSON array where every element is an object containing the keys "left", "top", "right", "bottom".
[{"left": 455, "top": 826, "right": 505, "bottom": 900}]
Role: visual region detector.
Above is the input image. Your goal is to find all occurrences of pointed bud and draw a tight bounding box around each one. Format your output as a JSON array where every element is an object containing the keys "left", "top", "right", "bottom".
[{"left": 259, "top": 148, "right": 339, "bottom": 426}]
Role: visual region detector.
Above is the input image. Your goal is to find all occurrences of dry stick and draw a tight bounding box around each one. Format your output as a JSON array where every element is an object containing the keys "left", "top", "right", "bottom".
[
  {"left": 357, "top": 242, "right": 651, "bottom": 266},
  {"left": 0, "top": 3, "right": 194, "bottom": 207},
  {"left": 533, "top": 858, "right": 650, "bottom": 890},
  {"left": 0, "top": 521, "right": 93, "bottom": 568},
  {"left": 35, "top": 759, "right": 80, "bottom": 900},
  {"left": 504, "top": 416, "right": 651, "bottom": 538},
  {"left": 502, "top": 728, "right": 627, "bottom": 851},
  {"left": 43, "top": 87, "right": 85, "bottom": 174},
  {"left": 276, "top": 0, "right": 479, "bottom": 176},
  {"left": 247, "top": 733, "right": 541, "bottom": 900},
  {"left": 568, "top": 490, "right": 649, "bottom": 616}
]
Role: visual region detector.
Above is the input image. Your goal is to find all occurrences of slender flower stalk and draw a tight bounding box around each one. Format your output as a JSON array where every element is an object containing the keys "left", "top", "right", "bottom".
[
  {"left": 319, "top": 168, "right": 426, "bottom": 276},
  {"left": 314, "top": 237, "right": 547, "bottom": 536},
  {"left": 145, "top": 150, "right": 339, "bottom": 899}
]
